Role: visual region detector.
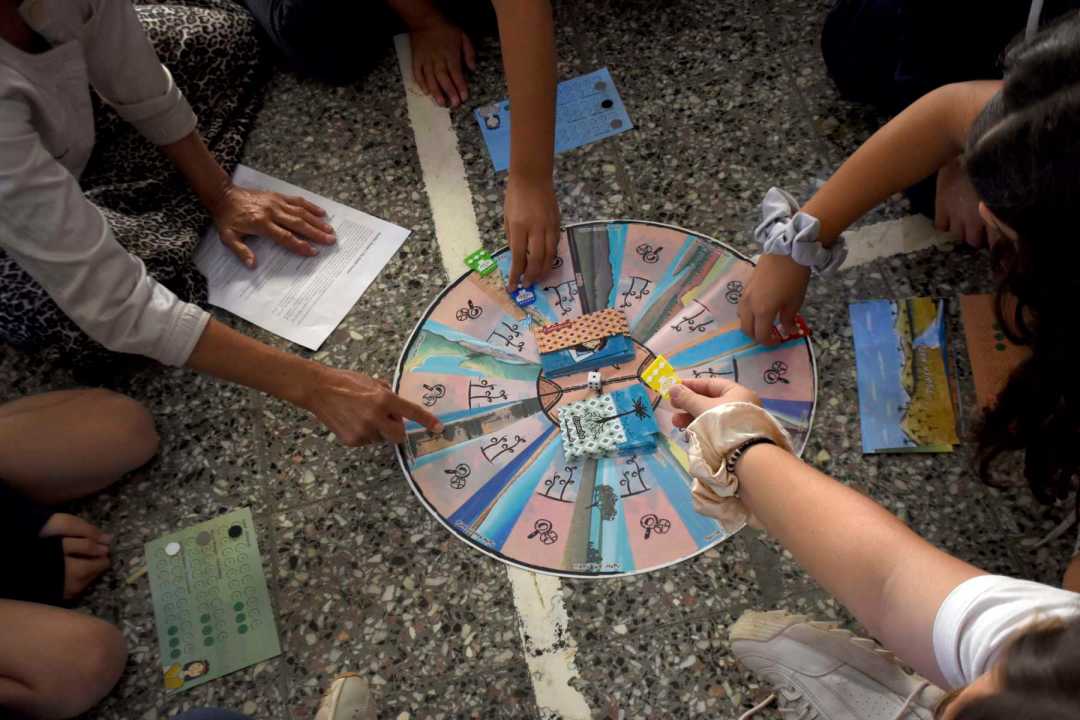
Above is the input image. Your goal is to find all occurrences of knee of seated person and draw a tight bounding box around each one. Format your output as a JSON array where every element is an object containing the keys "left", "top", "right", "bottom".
[
  {"left": 93, "top": 390, "right": 160, "bottom": 468},
  {"left": 42, "top": 619, "right": 127, "bottom": 718}
]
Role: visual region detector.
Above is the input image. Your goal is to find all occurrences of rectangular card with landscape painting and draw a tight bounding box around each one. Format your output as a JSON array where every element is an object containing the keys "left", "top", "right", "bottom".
[{"left": 850, "top": 298, "right": 959, "bottom": 454}]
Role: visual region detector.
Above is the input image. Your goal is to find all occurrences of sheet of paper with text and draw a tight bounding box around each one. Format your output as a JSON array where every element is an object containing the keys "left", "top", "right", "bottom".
[{"left": 195, "top": 165, "right": 410, "bottom": 350}]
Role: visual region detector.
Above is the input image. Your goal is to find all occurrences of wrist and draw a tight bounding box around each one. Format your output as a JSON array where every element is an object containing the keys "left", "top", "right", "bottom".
[
  {"left": 199, "top": 175, "right": 233, "bottom": 218},
  {"left": 280, "top": 357, "right": 326, "bottom": 411}
]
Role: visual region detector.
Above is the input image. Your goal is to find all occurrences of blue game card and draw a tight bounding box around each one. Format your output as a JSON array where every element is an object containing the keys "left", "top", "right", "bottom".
[{"left": 475, "top": 67, "right": 633, "bottom": 172}]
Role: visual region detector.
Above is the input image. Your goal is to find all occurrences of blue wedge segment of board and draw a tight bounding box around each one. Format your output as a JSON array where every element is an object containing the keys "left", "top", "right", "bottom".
[{"left": 539, "top": 334, "right": 636, "bottom": 378}]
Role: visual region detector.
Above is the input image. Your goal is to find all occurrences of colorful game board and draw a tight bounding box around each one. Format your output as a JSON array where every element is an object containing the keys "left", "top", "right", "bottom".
[
  {"left": 146, "top": 509, "right": 281, "bottom": 693},
  {"left": 394, "top": 221, "right": 818, "bottom": 577}
]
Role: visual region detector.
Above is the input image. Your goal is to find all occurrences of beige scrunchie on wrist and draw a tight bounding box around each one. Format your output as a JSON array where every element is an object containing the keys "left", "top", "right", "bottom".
[{"left": 686, "top": 402, "right": 795, "bottom": 529}]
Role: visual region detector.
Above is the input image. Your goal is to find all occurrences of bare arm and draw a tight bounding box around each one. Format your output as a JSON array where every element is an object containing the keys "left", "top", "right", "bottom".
[
  {"left": 807, "top": 81, "right": 1003, "bottom": 245},
  {"left": 735, "top": 444, "right": 983, "bottom": 686},
  {"left": 185, "top": 319, "right": 442, "bottom": 446},
  {"left": 492, "top": 0, "right": 561, "bottom": 288},
  {"left": 669, "top": 380, "right": 983, "bottom": 687},
  {"left": 739, "top": 81, "right": 1003, "bottom": 345}
]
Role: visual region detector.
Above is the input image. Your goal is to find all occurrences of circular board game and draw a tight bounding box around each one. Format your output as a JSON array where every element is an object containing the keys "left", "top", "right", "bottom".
[{"left": 394, "top": 220, "right": 817, "bottom": 578}]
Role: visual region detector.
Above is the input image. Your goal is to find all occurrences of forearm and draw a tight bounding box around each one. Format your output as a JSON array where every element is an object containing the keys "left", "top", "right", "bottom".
[
  {"left": 185, "top": 318, "right": 318, "bottom": 409},
  {"left": 805, "top": 81, "right": 1002, "bottom": 244},
  {"left": 492, "top": 0, "right": 556, "bottom": 181},
  {"left": 735, "top": 444, "right": 982, "bottom": 682},
  {"left": 160, "top": 130, "right": 231, "bottom": 216},
  {"left": 387, "top": 0, "right": 443, "bottom": 29}
]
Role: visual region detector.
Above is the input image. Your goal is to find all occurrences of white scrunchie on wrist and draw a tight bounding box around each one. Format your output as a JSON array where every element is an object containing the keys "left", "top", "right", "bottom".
[
  {"left": 686, "top": 402, "right": 795, "bottom": 529},
  {"left": 755, "top": 187, "right": 847, "bottom": 275}
]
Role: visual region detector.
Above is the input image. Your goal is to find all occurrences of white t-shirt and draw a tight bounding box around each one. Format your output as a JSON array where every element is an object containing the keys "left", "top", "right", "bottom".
[{"left": 932, "top": 574, "right": 1080, "bottom": 688}]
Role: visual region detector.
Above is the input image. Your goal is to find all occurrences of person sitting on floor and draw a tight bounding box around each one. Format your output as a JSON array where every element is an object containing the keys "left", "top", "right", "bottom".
[
  {"left": 0, "top": 0, "right": 441, "bottom": 446},
  {"left": 0, "top": 389, "right": 159, "bottom": 719},
  {"left": 739, "top": 13, "right": 1080, "bottom": 586},
  {"left": 669, "top": 378, "right": 1080, "bottom": 719},
  {"left": 239, "top": 0, "right": 564, "bottom": 289}
]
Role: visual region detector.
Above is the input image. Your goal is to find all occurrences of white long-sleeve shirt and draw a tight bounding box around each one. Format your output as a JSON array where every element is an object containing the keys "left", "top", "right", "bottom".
[{"left": 0, "top": 0, "right": 209, "bottom": 366}]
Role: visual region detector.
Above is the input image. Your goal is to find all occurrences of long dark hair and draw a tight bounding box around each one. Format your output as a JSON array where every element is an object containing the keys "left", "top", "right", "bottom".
[
  {"left": 948, "top": 615, "right": 1080, "bottom": 719},
  {"left": 966, "top": 13, "right": 1080, "bottom": 513}
]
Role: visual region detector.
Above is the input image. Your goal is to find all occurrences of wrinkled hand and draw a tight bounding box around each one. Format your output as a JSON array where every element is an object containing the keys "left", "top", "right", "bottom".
[
  {"left": 39, "top": 513, "right": 112, "bottom": 600},
  {"left": 212, "top": 185, "right": 336, "bottom": 268},
  {"left": 738, "top": 254, "right": 811, "bottom": 345},
  {"left": 505, "top": 175, "right": 560, "bottom": 289},
  {"left": 303, "top": 367, "right": 443, "bottom": 446},
  {"left": 935, "top": 157, "right": 986, "bottom": 248},
  {"left": 411, "top": 18, "right": 476, "bottom": 108},
  {"left": 668, "top": 378, "right": 761, "bottom": 429}
]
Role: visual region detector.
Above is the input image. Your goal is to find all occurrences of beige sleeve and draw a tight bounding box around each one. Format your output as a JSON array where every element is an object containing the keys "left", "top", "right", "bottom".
[
  {"left": 685, "top": 402, "right": 795, "bottom": 529},
  {"left": 0, "top": 99, "right": 208, "bottom": 366},
  {"left": 81, "top": 0, "right": 197, "bottom": 145}
]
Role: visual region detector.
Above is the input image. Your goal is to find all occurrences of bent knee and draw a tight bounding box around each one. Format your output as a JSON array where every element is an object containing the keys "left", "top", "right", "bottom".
[
  {"left": 93, "top": 390, "right": 160, "bottom": 468},
  {"left": 34, "top": 619, "right": 127, "bottom": 719}
]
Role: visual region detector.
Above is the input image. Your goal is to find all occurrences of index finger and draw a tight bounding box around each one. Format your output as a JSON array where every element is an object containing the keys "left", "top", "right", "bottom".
[
  {"left": 680, "top": 377, "right": 740, "bottom": 398},
  {"left": 522, "top": 230, "right": 545, "bottom": 286},
  {"left": 507, "top": 230, "right": 527, "bottom": 291},
  {"left": 446, "top": 54, "right": 469, "bottom": 103},
  {"left": 385, "top": 392, "right": 444, "bottom": 433}
]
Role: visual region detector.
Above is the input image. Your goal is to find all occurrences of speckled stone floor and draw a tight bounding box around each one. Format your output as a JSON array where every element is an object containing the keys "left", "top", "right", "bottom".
[{"left": 1, "top": 1, "right": 1075, "bottom": 719}]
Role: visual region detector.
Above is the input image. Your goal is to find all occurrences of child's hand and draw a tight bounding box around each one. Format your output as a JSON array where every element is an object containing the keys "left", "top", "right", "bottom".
[
  {"left": 935, "top": 157, "right": 987, "bottom": 248},
  {"left": 39, "top": 513, "right": 113, "bottom": 600},
  {"left": 410, "top": 18, "right": 476, "bottom": 108},
  {"left": 738, "top": 254, "right": 811, "bottom": 344},
  {"left": 505, "top": 174, "right": 560, "bottom": 289},
  {"left": 669, "top": 378, "right": 761, "bottom": 428}
]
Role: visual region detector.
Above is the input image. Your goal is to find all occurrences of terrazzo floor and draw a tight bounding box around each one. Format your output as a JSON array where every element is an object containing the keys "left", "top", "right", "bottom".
[{"left": 1, "top": 1, "right": 1074, "bottom": 719}]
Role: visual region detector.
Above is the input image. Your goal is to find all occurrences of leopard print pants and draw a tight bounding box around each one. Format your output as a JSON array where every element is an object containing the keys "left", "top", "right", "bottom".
[{"left": 0, "top": 0, "right": 271, "bottom": 367}]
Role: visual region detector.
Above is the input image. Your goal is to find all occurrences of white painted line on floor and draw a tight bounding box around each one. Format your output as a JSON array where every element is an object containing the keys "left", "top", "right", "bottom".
[
  {"left": 840, "top": 214, "right": 955, "bottom": 270},
  {"left": 395, "top": 35, "right": 593, "bottom": 720},
  {"left": 508, "top": 568, "right": 593, "bottom": 720},
  {"left": 394, "top": 34, "right": 477, "bottom": 280}
]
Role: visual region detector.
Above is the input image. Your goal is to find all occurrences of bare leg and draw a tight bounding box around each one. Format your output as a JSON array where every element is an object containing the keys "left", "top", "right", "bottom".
[
  {"left": 0, "top": 389, "right": 159, "bottom": 505},
  {"left": 0, "top": 599, "right": 127, "bottom": 719}
]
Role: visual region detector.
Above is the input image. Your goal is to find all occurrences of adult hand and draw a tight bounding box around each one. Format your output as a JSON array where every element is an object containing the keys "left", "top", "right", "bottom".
[
  {"left": 668, "top": 378, "right": 761, "bottom": 429},
  {"left": 935, "top": 157, "right": 987, "bottom": 248},
  {"left": 212, "top": 185, "right": 336, "bottom": 268},
  {"left": 411, "top": 18, "right": 476, "bottom": 108},
  {"left": 302, "top": 367, "right": 443, "bottom": 446},
  {"left": 39, "top": 513, "right": 112, "bottom": 600},
  {"left": 505, "top": 174, "right": 560, "bottom": 289},
  {"left": 738, "top": 254, "right": 811, "bottom": 345}
]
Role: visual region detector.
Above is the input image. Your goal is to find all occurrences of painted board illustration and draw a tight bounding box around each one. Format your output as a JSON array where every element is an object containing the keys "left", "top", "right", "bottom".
[
  {"left": 146, "top": 508, "right": 281, "bottom": 693},
  {"left": 395, "top": 221, "right": 818, "bottom": 577},
  {"left": 958, "top": 294, "right": 1031, "bottom": 410},
  {"left": 850, "top": 298, "right": 959, "bottom": 454},
  {"left": 475, "top": 67, "right": 633, "bottom": 172}
]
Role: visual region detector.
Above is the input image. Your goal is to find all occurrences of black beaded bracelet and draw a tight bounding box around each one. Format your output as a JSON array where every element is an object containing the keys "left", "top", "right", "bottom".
[{"left": 725, "top": 437, "right": 777, "bottom": 478}]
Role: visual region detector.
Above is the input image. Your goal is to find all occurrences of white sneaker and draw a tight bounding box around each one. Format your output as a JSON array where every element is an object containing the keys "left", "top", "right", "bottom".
[
  {"left": 314, "top": 673, "right": 376, "bottom": 720},
  {"left": 730, "top": 610, "right": 945, "bottom": 720}
]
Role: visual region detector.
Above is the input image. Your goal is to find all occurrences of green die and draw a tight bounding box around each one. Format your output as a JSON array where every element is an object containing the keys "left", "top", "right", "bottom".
[{"left": 464, "top": 249, "right": 498, "bottom": 277}]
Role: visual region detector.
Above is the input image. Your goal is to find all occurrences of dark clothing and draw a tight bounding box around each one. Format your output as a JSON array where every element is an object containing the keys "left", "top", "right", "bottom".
[
  {"left": 821, "top": 1, "right": 1080, "bottom": 217},
  {"left": 174, "top": 710, "right": 254, "bottom": 720},
  {"left": 822, "top": 0, "right": 1080, "bottom": 115},
  {"left": 238, "top": 0, "right": 496, "bottom": 85},
  {"left": 0, "top": 484, "right": 64, "bottom": 606}
]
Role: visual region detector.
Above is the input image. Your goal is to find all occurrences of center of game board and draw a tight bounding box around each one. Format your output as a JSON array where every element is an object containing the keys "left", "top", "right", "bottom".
[{"left": 536, "top": 336, "right": 658, "bottom": 424}]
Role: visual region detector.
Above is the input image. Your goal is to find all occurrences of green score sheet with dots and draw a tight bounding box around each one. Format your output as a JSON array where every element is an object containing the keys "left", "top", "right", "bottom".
[{"left": 146, "top": 508, "right": 281, "bottom": 694}]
